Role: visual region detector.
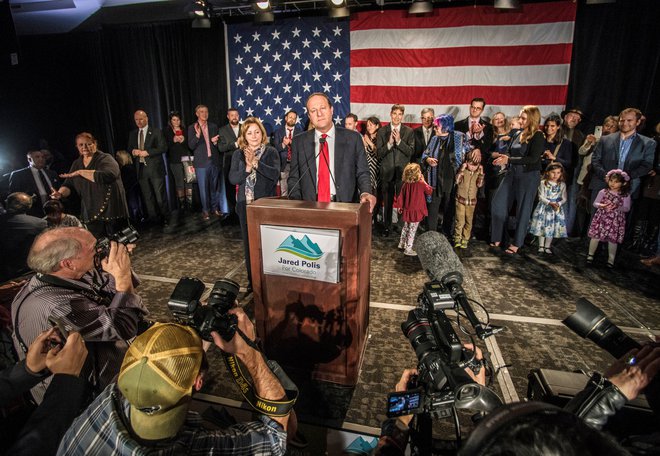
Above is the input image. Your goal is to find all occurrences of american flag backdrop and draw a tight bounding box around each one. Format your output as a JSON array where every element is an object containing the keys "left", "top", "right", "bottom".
[{"left": 226, "top": 1, "right": 576, "bottom": 130}]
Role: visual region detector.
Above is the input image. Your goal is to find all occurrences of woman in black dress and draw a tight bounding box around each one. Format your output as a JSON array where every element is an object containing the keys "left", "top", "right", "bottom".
[{"left": 164, "top": 111, "right": 192, "bottom": 213}]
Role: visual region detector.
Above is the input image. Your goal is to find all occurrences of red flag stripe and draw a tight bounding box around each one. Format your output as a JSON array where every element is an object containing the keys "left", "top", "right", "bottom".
[
  {"left": 350, "top": 1, "right": 577, "bottom": 30},
  {"left": 350, "top": 44, "right": 573, "bottom": 68},
  {"left": 350, "top": 85, "right": 569, "bottom": 106}
]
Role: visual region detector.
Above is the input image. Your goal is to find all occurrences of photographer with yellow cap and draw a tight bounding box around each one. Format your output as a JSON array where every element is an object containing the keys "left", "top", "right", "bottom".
[{"left": 57, "top": 308, "right": 292, "bottom": 455}]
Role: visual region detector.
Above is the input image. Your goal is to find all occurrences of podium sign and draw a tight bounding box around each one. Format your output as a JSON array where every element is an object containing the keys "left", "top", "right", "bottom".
[{"left": 260, "top": 225, "right": 341, "bottom": 284}]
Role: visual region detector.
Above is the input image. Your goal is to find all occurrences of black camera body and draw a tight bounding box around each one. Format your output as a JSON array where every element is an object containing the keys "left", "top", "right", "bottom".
[
  {"left": 95, "top": 226, "right": 140, "bottom": 260},
  {"left": 168, "top": 277, "right": 240, "bottom": 342}
]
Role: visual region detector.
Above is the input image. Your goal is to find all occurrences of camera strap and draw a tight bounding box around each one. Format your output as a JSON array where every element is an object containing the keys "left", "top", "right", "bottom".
[
  {"left": 35, "top": 273, "right": 113, "bottom": 307},
  {"left": 220, "top": 329, "right": 298, "bottom": 417}
]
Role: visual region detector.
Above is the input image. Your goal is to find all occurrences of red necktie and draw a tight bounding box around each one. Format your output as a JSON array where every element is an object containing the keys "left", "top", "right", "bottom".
[
  {"left": 317, "top": 133, "right": 330, "bottom": 202},
  {"left": 286, "top": 129, "right": 293, "bottom": 162}
]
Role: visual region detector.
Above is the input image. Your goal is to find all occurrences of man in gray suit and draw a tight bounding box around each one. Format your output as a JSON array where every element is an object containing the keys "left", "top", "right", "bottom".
[
  {"left": 127, "top": 110, "right": 168, "bottom": 224},
  {"left": 590, "top": 107, "right": 656, "bottom": 205},
  {"left": 376, "top": 104, "right": 415, "bottom": 236},
  {"left": 287, "top": 93, "right": 375, "bottom": 211}
]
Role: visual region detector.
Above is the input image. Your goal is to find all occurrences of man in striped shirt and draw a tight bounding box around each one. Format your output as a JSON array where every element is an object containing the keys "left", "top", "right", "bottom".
[{"left": 11, "top": 226, "right": 148, "bottom": 403}]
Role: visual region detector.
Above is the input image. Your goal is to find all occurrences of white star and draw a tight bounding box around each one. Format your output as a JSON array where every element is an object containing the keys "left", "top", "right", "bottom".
[
  {"left": 322, "top": 60, "right": 332, "bottom": 70},
  {"left": 302, "top": 38, "right": 311, "bottom": 48},
  {"left": 282, "top": 40, "right": 291, "bottom": 50},
  {"left": 333, "top": 71, "right": 342, "bottom": 81},
  {"left": 272, "top": 51, "right": 281, "bottom": 62},
  {"left": 255, "top": 96, "right": 263, "bottom": 106},
  {"left": 262, "top": 42, "right": 270, "bottom": 51},
  {"left": 271, "top": 30, "right": 280, "bottom": 40},
  {"left": 302, "top": 82, "right": 311, "bottom": 92},
  {"left": 264, "top": 106, "right": 273, "bottom": 116},
  {"left": 274, "top": 95, "right": 282, "bottom": 104},
  {"left": 293, "top": 94, "right": 301, "bottom": 104},
  {"left": 312, "top": 27, "right": 321, "bottom": 37},
  {"left": 333, "top": 48, "right": 342, "bottom": 59},
  {"left": 322, "top": 38, "right": 332, "bottom": 48},
  {"left": 292, "top": 72, "right": 301, "bottom": 82},
  {"left": 292, "top": 28, "right": 301, "bottom": 37},
  {"left": 252, "top": 31, "right": 260, "bottom": 41},
  {"left": 243, "top": 43, "right": 252, "bottom": 53},
  {"left": 302, "top": 60, "right": 311, "bottom": 70},
  {"left": 236, "top": 97, "right": 245, "bottom": 107},
  {"left": 274, "top": 117, "right": 282, "bottom": 126},
  {"left": 283, "top": 105, "right": 291, "bottom": 113},
  {"left": 291, "top": 50, "right": 301, "bottom": 60},
  {"left": 246, "top": 107, "right": 254, "bottom": 116},
  {"left": 264, "top": 85, "right": 272, "bottom": 95},
  {"left": 235, "top": 55, "right": 243, "bottom": 65},
  {"left": 273, "top": 74, "right": 282, "bottom": 83},
  {"left": 312, "top": 49, "right": 322, "bottom": 59},
  {"left": 312, "top": 72, "right": 321, "bottom": 81},
  {"left": 254, "top": 75, "right": 262, "bottom": 84},
  {"left": 283, "top": 84, "right": 292, "bottom": 93},
  {"left": 303, "top": 107, "right": 308, "bottom": 114},
  {"left": 234, "top": 34, "right": 242, "bottom": 43},
  {"left": 236, "top": 76, "right": 244, "bottom": 86},
  {"left": 333, "top": 94, "right": 342, "bottom": 104},
  {"left": 254, "top": 53, "right": 262, "bottom": 63},
  {"left": 245, "top": 87, "right": 254, "bottom": 95},
  {"left": 333, "top": 26, "right": 342, "bottom": 36},
  {"left": 263, "top": 63, "right": 272, "bottom": 73},
  {"left": 245, "top": 65, "right": 253, "bottom": 74},
  {"left": 282, "top": 62, "right": 292, "bottom": 71},
  {"left": 334, "top": 115, "right": 342, "bottom": 124},
  {"left": 322, "top": 83, "right": 332, "bottom": 92}
]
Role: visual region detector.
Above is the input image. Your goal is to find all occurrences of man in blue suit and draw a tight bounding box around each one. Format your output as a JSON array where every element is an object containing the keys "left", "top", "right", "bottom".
[
  {"left": 188, "top": 105, "right": 225, "bottom": 220},
  {"left": 287, "top": 93, "right": 375, "bottom": 211},
  {"left": 590, "top": 108, "right": 656, "bottom": 205},
  {"left": 271, "top": 110, "right": 302, "bottom": 196}
]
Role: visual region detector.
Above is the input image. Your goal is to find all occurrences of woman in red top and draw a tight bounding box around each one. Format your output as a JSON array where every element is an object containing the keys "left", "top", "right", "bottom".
[{"left": 397, "top": 163, "right": 433, "bottom": 256}]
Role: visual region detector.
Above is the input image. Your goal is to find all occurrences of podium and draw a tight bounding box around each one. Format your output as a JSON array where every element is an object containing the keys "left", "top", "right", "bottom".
[{"left": 247, "top": 197, "right": 371, "bottom": 385}]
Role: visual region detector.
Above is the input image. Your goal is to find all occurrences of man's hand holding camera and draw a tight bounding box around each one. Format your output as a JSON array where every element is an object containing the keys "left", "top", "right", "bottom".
[
  {"left": 101, "top": 241, "right": 134, "bottom": 293},
  {"left": 605, "top": 343, "right": 660, "bottom": 401},
  {"left": 25, "top": 328, "right": 88, "bottom": 377}
]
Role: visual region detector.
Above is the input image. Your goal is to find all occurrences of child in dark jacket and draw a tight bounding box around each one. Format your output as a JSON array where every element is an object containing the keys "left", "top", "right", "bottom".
[{"left": 397, "top": 163, "right": 432, "bottom": 256}]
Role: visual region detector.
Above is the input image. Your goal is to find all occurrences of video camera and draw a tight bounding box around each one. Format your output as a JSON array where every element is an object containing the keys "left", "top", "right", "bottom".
[
  {"left": 168, "top": 277, "right": 240, "bottom": 342},
  {"left": 388, "top": 280, "right": 502, "bottom": 421}
]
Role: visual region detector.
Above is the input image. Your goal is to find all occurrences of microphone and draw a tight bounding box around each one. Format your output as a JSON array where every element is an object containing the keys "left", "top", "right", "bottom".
[
  {"left": 287, "top": 135, "right": 339, "bottom": 201},
  {"left": 318, "top": 136, "right": 340, "bottom": 200},
  {"left": 415, "top": 231, "right": 502, "bottom": 340}
]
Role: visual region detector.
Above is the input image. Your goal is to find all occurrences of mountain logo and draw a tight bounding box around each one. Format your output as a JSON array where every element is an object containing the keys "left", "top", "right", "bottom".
[{"left": 276, "top": 235, "right": 324, "bottom": 261}]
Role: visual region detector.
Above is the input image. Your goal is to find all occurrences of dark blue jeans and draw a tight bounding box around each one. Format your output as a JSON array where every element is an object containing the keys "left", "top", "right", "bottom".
[
  {"left": 197, "top": 162, "right": 228, "bottom": 213},
  {"left": 490, "top": 166, "right": 540, "bottom": 248}
]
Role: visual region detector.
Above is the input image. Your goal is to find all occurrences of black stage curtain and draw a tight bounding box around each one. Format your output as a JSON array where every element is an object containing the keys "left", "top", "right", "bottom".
[{"left": 566, "top": 0, "right": 660, "bottom": 133}]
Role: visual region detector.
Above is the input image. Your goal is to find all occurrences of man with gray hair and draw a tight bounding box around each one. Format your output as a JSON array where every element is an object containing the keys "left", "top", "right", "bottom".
[
  {"left": 413, "top": 107, "right": 436, "bottom": 164},
  {"left": 11, "top": 227, "right": 148, "bottom": 403}
]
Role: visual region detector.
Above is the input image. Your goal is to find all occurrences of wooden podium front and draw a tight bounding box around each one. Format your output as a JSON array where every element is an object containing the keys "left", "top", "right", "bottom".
[{"left": 247, "top": 197, "right": 370, "bottom": 385}]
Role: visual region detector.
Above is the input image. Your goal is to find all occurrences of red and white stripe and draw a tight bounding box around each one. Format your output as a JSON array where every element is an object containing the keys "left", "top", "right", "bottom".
[{"left": 349, "top": 1, "right": 576, "bottom": 126}]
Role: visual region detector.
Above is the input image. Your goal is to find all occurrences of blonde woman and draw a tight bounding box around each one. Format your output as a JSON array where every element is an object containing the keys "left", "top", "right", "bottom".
[{"left": 490, "top": 106, "right": 545, "bottom": 253}]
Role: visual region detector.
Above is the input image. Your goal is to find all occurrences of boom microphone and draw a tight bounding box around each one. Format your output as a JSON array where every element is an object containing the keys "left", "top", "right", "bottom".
[{"left": 414, "top": 231, "right": 502, "bottom": 340}]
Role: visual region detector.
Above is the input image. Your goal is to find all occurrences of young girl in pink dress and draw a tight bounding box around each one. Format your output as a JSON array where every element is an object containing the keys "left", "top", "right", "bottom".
[
  {"left": 397, "top": 163, "right": 432, "bottom": 256},
  {"left": 587, "top": 169, "right": 631, "bottom": 268}
]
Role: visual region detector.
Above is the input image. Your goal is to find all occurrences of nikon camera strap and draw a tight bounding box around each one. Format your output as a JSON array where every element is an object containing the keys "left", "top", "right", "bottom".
[{"left": 221, "top": 328, "right": 298, "bottom": 417}]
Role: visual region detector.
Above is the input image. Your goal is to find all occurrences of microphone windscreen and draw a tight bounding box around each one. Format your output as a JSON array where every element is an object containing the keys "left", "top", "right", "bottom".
[{"left": 414, "top": 231, "right": 464, "bottom": 281}]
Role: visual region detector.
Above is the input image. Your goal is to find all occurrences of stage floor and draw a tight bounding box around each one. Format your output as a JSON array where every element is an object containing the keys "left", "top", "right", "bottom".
[{"left": 130, "top": 214, "right": 660, "bottom": 448}]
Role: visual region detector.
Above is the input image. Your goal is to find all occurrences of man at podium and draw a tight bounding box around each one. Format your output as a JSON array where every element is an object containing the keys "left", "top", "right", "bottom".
[{"left": 287, "top": 93, "right": 376, "bottom": 212}]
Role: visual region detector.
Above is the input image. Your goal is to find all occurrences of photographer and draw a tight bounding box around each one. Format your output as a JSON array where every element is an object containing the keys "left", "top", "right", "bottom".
[
  {"left": 2, "top": 328, "right": 88, "bottom": 455},
  {"left": 11, "top": 226, "right": 148, "bottom": 404},
  {"left": 57, "top": 309, "right": 292, "bottom": 455}
]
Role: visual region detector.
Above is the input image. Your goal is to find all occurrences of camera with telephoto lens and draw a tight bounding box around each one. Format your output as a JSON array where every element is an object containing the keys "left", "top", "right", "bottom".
[
  {"left": 388, "top": 281, "right": 501, "bottom": 420},
  {"left": 168, "top": 277, "right": 240, "bottom": 342},
  {"left": 95, "top": 226, "right": 140, "bottom": 260},
  {"left": 563, "top": 297, "right": 641, "bottom": 359}
]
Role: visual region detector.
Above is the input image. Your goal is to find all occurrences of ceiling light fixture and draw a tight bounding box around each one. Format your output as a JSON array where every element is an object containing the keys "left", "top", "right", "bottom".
[
  {"left": 408, "top": 1, "right": 433, "bottom": 15},
  {"left": 493, "top": 0, "right": 521, "bottom": 10}
]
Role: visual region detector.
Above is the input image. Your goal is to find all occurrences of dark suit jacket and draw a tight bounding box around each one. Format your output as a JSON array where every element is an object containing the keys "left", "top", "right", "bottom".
[
  {"left": 287, "top": 126, "right": 372, "bottom": 203},
  {"left": 0, "top": 213, "right": 47, "bottom": 281},
  {"left": 127, "top": 126, "right": 167, "bottom": 179},
  {"left": 218, "top": 124, "right": 240, "bottom": 155},
  {"left": 271, "top": 125, "right": 303, "bottom": 171},
  {"left": 8, "top": 167, "right": 60, "bottom": 217},
  {"left": 376, "top": 124, "right": 415, "bottom": 183},
  {"left": 413, "top": 126, "right": 435, "bottom": 164},
  {"left": 187, "top": 122, "right": 221, "bottom": 169},
  {"left": 454, "top": 117, "right": 494, "bottom": 154},
  {"left": 590, "top": 132, "right": 656, "bottom": 197},
  {"left": 228, "top": 145, "right": 280, "bottom": 203}
]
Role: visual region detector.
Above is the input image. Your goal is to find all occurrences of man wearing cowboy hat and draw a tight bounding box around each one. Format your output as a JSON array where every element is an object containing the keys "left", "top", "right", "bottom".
[{"left": 561, "top": 107, "right": 586, "bottom": 150}]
